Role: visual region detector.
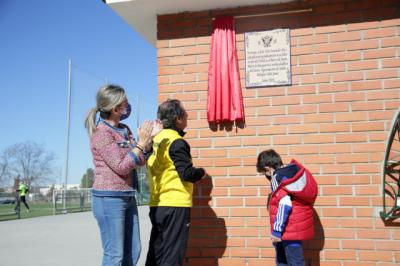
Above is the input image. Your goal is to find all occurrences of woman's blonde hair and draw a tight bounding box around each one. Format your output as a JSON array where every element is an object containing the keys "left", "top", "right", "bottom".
[{"left": 85, "top": 84, "right": 126, "bottom": 136}]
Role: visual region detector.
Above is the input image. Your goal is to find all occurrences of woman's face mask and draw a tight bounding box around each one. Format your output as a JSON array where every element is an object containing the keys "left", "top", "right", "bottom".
[{"left": 120, "top": 103, "right": 131, "bottom": 121}]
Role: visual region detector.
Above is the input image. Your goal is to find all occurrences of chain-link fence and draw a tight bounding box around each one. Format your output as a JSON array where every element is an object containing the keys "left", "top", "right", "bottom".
[
  {"left": 0, "top": 166, "right": 150, "bottom": 220},
  {"left": 0, "top": 192, "right": 19, "bottom": 219},
  {"left": 53, "top": 188, "right": 92, "bottom": 214},
  {"left": 136, "top": 166, "right": 150, "bottom": 205}
]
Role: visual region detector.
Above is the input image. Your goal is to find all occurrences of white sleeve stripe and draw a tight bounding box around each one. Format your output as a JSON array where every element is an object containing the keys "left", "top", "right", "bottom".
[{"left": 274, "top": 195, "right": 292, "bottom": 232}]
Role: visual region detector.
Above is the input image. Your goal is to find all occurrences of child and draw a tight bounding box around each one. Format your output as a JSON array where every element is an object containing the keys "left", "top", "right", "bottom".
[{"left": 256, "top": 149, "right": 318, "bottom": 266}]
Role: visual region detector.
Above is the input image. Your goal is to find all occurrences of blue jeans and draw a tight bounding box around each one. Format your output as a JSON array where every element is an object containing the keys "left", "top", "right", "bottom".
[
  {"left": 274, "top": 241, "right": 304, "bottom": 266},
  {"left": 92, "top": 195, "right": 141, "bottom": 266}
]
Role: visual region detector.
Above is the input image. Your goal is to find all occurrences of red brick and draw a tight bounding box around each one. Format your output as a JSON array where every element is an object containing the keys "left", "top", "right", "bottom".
[
  {"left": 352, "top": 101, "right": 384, "bottom": 111},
  {"left": 331, "top": 31, "right": 361, "bottom": 42},
  {"left": 322, "top": 164, "right": 353, "bottom": 174},
  {"left": 383, "top": 58, "right": 400, "bottom": 68},
  {"left": 335, "top": 92, "right": 366, "bottom": 102},
  {"left": 331, "top": 51, "right": 362, "bottom": 62},
  {"left": 298, "top": 34, "right": 329, "bottom": 45},
  {"left": 333, "top": 72, "right": 364, "bottom": 82},
  {"left": 299, "top": 54, "right": 329, "bottom": 65},
  {"left": 316, "top": 24, "right": 347, "bottom": 34},
  {"left": 258, "top": 87, "right": 285, "bottom": 97},
  {"left": 289, "top": 145, "right": 319, "bottom": 155},
  {"left": 367, "top": 90, "right": 399, "bottom": 100},
  {"left": 320, "top": 144, "right": 352, "bottom": 154},
  {"left": 287, "top": 105, "right": 318, "bottom": 114},
  {"left": 303, "top": 94, "right": 333, "bottom": 104},
  {"left": 351, "top": 80, "right": 382, "bottom": 91},
  {"left": 301, "top": 74, "right": 331, "bottom": 84},
  {"left": 355, "top": 185, "right": 380, "bottom": 195},
  {"left": 258, "top": 125, "right": 287, "bottom": 135},
  {"left": 271, "top": 96, "right": 301, "bottom": 106},
  {"left": 340, "top": 197, "right": 371, "bottom": 206},
  {"left": 292, "top": 65, "right": 314, "bottom": 75},
  {"left": 230, "top": 248, "right": 259, "bottom": 257},
  {"left": 303, "top": 135, "right": 335, "bottom": 144},
  {"left": 315, "top": 196, "right": 337, "bottom": 206},
  {"left": 320, "top": 102, "right": 349, "bottom": 113},
  {"left": 352, "top": 122, "right": 384, "bottom": 132},
  {"left": 291, "top": 46, "right": 314, "bottom": 56},
  {"left": 230, "top": 208, "right": 259, "bottom": 217},
  {"left": 359, "top": 251, "right": 394, "bottom": 262},
  {"left": 342, "top": 240, "right": 375, "bottom": 250},
  {"left": 218, "top": 259, "right": 246, "bottom": 266},
  {"left": 336, "top": 112, "right": 367, "bottom": 122},
  {"left": 245, "top": 197, "right": 267, "bottom": 206},
  {"left": 346, "top": 40, "right": 379, "bottom": 50},
  {"left": 216, "top": 198, "right": 243, "bottom": 207},
  {"left": 348, "top": 60, "right": 379, "bottom": 71},
  {"left": 316, "top": 63, "right": 346, "bottom": 73},
  {"left": 382, "top": 37, "right": 400, "bottom": 48},
  {"left": 288, "top": 124, "right": 318, "bottom": 134},
  {"left": 291, "top": 28, "right": 314, "bottom": 37},
  {"left": 325, "top": 211, "right": 356, "bottom": 224},
  {"left": 364, "top": 27, "right": 397, "bottom": 39},
  {"left": 273, "top": 135, "right": 302, "bottom": 145},
  {"left": 272, "top": 115, "right": 301, "bottom": 125},
  {"left": 384, "top": 79, "right": 400, "bottom": 89},
  {"left": 364, "top": 48, "right": 397, "bottom": 59},
  {"left": 338, "top": 175, "right": 370, "bottom": 185},
  {"left": 287, "top": 85, "right": 316, "bottom": 95},
  {"left": 336, "top": 132, "right": 368, "bottom": 143},
  {"left": 314, "top": 42, "right": 346, "bottom": 53},
  {"left": 169, "top": 38, "right": 195, "bottom": 47},
  {"left": 320, "top": 123, "right": 350, "bottom": 133}
]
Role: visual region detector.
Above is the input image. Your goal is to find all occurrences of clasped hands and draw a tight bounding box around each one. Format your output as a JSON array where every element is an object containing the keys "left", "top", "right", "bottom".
[{"left": 136, "top": 119, "right": 163, "bottom": 150}]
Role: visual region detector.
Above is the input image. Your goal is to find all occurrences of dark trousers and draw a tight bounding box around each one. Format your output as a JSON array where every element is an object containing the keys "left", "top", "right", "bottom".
[
  {"left": 145, "top": 207, "right": 190, "bottom": 266},
  {"left": 275, "top": 241, "right": 305, "bottom": 266},
  {"left": 15, "top": 196, "right": 30, "bottom": 211}
]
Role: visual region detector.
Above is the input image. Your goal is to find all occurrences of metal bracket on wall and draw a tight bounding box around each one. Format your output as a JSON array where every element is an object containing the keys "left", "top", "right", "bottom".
[{"left": 381, "top": 108, "right": 400, "bottom": 220}]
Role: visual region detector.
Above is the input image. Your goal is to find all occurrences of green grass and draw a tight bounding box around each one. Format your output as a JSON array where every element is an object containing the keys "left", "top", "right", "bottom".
[{"left": 0, "top": 202, "right": 91, "bottom": 222}]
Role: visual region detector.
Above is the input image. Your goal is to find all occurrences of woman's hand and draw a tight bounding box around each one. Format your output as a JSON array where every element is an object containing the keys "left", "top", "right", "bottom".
[
  {"left": 151, "top": 119, "right": 163, "bottom": 137},
  {"left": 137, "top": 120, "right": 153, "bottom": 148}
]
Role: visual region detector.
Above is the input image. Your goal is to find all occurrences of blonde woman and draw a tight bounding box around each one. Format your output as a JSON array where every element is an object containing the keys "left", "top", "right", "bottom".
[{"left": 85, "top": 84, "right": 161, "bottom": 266}]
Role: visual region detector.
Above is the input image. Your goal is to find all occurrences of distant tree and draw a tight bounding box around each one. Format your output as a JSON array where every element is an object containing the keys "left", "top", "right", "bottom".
[
  {"left": 13, "top": 175, "right": 20, "bottom": 192},
  {"left": 47, "top": 184, "right": 55, "bottom": 200},
  {"left": 5, "top": 141, "right": 56, "bottom": 187},
  {"left": 80, "top": 168, "right": 95, "bottom": 188},
  {"left": 0, "top": 149, "right": 11, "bottom": 186}
]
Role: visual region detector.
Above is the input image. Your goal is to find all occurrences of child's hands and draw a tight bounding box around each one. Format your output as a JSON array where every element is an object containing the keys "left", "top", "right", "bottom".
[{"left": 271, "top": 235, "right": 281, "bottom": 243}]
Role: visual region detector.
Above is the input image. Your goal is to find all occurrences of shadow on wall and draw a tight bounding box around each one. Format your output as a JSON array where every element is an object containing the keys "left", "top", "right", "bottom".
[
  {"left": 186, "top": 177, "right": 227, "bottom": 266},
  {"left": 157, "top": 0, "right": 400, "bottom": 40},
  {"left": 303, "top": 209, "right": 325, "bottom": 266}
]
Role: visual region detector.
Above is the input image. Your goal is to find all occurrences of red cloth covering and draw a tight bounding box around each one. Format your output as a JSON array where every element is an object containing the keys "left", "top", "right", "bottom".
[{"left": 207, "top": 16, "right": 245, "bottom": 123}]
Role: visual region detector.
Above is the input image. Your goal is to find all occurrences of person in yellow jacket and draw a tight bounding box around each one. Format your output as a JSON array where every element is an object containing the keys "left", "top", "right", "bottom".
[
  {"left": 145, "top": 99, "right": 209, "bottom": 266},
  {"left": 15, "top": 180, "right": 30, "bottom": 212}
]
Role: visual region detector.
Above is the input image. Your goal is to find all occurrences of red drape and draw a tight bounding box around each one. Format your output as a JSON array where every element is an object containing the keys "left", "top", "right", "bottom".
[{"left": 207, "top": 16, "right": 245, "bottom": 123}]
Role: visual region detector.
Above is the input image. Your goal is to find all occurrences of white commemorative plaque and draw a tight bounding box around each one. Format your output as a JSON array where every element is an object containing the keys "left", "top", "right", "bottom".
[{"left": 245, "top": 29, "right": 291, "bottom": 87}]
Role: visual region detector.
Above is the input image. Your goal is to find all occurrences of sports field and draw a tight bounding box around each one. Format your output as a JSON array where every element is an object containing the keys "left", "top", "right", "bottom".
[{"left": 0, "top": 202, "right": 91, "bottom": 221}]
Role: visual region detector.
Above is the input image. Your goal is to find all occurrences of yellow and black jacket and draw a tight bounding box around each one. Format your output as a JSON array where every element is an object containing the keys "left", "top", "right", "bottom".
[{"left": 147, "top": 128, "right": 205, "bottom": 207}]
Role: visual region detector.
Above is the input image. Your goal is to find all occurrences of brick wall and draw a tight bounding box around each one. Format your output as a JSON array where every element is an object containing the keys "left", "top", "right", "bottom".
[{"left": 156, "top": 0, "right": 400, "bottom": 265}]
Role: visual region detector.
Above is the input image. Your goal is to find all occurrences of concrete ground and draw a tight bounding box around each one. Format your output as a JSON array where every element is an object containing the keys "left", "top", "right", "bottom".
[{"left": 0, "top": 206, "right": 151, "bottom": 266}]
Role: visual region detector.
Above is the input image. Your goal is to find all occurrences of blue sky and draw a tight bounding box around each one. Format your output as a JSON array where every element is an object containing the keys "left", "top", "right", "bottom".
[{"left": 0, "top": 0, "right": 157, "bottom": 185}]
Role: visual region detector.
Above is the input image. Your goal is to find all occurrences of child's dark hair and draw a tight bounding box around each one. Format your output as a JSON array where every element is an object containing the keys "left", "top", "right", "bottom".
[
  {"left": 256, "top": 149, "right": 283, "bottom": 172},
  {"left": 157, "top": 99, "right": 187, "bottom": 129}
]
